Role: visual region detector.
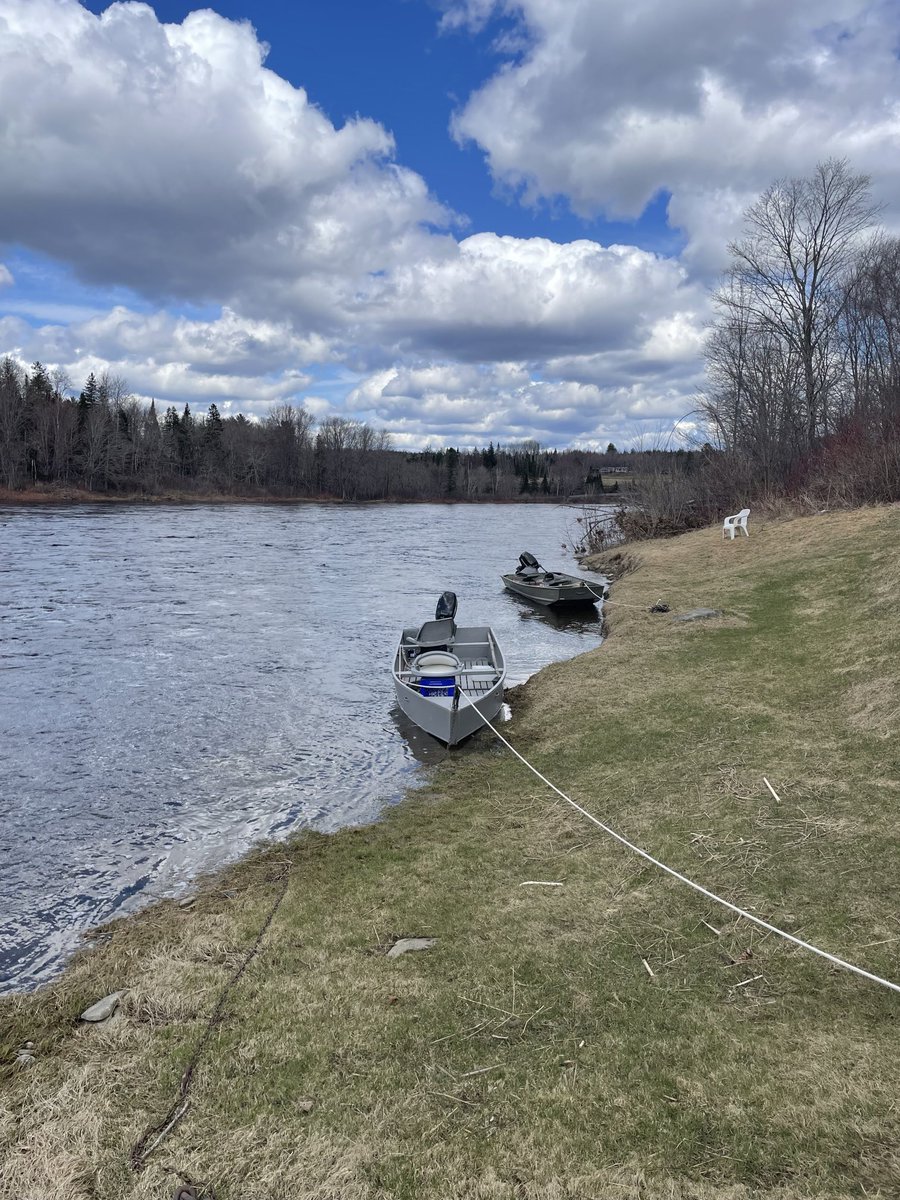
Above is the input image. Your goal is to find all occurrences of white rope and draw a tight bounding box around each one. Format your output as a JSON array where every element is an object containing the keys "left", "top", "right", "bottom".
[
  {"left": 457, "top": 689, "right": 900, "bottom": 995},
  {"left": 581, "top": 581, "right": 664, "bottom": 611}
]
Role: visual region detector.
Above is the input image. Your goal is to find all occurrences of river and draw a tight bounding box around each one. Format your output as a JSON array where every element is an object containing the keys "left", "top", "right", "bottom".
[{"left": 0, "top": 502, "right": 607, "bottom": 991}]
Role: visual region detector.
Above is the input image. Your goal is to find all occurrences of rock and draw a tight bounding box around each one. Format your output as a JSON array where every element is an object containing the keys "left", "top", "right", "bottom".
[
  {"left": 80, "top": 992, "right": 122, "bottom": 1022},
  {"left": 673, "top": 608, "right": 722, "bottom": 623},
  {"left": 297, "top": 1099, "right": 315, "bottom": 1113},
  {"left": 386, "top": 937, "right": 437, "bottom": 959},
  {"left": 22, "top": 1041, "right": 34, "bottom": 1050},
  {"left": 16, "top": 1050, "right": 35, "bottom": 1066},
  {"left": 177, "top": 896, "right": 196, "bottom": 909}
]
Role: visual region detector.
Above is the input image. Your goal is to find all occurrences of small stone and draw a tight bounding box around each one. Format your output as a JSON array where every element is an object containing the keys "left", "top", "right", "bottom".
[
  {"left": 221, "top": 889, "right": 237, "bottom": 899},
  {"left": 386, "top": 937, "right": 437, "bottom": 959},
  {"left": 178, "top": 896, "right": 196, "bottom": 909},
  {"left": 673, "top": 607, "right": 722, "bottom": 623},
  {"left": 80, "top": 992, "right": 122, "bottom": 1022},
  {"left": 22, "top": 1041, "right": 34, "bottom": 1050},
  {"left": 297, "top": 1099, "right": 315, "bottom": 1113},
  {"left": 16, "top": 1050, "right": 35, "bottom": 1066}
]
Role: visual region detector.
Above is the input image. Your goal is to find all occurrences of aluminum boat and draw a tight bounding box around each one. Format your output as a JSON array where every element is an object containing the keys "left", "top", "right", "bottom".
[
  {"left": 501, "top": 551, "right": 608, "bottom": 607},
  {"left": 392, "top": 592, "right": 506, "bottom": 746}
]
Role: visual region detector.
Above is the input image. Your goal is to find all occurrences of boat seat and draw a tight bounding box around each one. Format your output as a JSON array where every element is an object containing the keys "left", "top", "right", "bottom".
[{"left": 410, "top": 617, "right": 457, "bottom": 650}]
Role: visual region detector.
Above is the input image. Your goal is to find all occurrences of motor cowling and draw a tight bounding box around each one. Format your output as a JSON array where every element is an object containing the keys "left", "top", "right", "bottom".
[
  {"left": 435, "top": 591, "right": 458, "bottom": 621},
  {"left": 516, "top": 551, "right": 541, "bottom": 574}
]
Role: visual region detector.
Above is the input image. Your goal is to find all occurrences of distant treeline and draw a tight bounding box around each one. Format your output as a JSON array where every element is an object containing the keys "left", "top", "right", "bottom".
[{"left": 0, "top": 365, "right": 644, "bottom": 501}]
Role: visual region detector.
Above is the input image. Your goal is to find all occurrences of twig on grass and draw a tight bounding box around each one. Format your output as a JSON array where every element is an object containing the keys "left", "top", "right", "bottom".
[
  {"left": 520, "top": 1005, "right": 546, "bottom": 1035},
  {"left": 428, "top": 1090, "right": 479, "bottom": 1107},
  {"left": 461, "top": 995, "right": 518, "bottom": 1017},
  {"left": 430, "top": 1018, "right": 493, "bottom": 1046},
  {"left": 731, "top": 974, "right": 764, "bottom": 989}
]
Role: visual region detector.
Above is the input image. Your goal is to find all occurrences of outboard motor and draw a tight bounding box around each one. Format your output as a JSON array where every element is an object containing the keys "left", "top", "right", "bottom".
[
  {"left": 435, "top": 591, "right": 458, "bottom": 621},
  {"left": 516, "top": 551, "right": 542, "bottom": 576}
]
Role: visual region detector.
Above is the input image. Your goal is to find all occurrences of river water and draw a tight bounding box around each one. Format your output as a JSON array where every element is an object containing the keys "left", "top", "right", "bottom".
[{"left": 0, "top": 502, "right": 607, "bottom": 992}]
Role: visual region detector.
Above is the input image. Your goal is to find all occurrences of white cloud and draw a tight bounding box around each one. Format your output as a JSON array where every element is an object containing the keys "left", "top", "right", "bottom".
[
  {"left": 449, "top": 0, "right": 900, "bottom": 269},
  {"left": 361, "top": 233, "right": 707, "bottom": 362},
  {"left": 0, "top": 307, "right": 315, "bottom": 415},
  {"left": 347, "top": 359, "right": 702, "bottom": 448},
  {"left": 10, "top": 0, "right": 892, "bottom": 447},
  {"left": 0, "top": 1, "right": 708, "bottom": 371},
  {"left": 0, "top": 0, "right": 448, "bottom": 314},
  {"left": 74, "top": 307, "right": 332, "bottom": 376}
]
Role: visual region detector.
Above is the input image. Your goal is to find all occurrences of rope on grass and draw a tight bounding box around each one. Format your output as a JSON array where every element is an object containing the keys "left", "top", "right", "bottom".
[
  {"left": 457, "top": 689, "right": 900, "bottom": 997},
  {"left": 129, "top": 865, "right": 292, "bottom": 1173},
  {"left": 581, "top": 581, "right": 670, "bottom": 612}
]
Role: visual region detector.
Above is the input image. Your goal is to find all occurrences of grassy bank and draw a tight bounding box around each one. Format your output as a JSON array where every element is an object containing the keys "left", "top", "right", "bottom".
[{"left": 2, "top": 506, "right": 899, "bottom": 1199}]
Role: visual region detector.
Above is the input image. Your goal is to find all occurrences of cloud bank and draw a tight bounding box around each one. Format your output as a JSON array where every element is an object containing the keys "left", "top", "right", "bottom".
[
  {"left": 449, "top": 0, "right": 900, "bottom": 269},
  {"left": 1, "top": 0, "right": 898, "bottom": 446}
]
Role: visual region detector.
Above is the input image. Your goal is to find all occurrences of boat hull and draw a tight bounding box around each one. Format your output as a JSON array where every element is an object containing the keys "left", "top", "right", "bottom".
[
  {"left": 501, "top": 572, "right": 603, "bottom": 607},
  {"left": 392, "top": 625, "right": 505, "bottom": 746}
]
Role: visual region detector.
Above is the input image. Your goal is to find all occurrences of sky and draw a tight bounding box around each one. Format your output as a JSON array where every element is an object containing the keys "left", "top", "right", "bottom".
[{"left": 1, "top": 0, "right": 899, "bottom": 450}]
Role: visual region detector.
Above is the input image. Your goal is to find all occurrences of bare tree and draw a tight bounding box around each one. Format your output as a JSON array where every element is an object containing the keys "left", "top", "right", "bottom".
[{"left": 726, "top": 159, "right": 879, "bottom": 450}]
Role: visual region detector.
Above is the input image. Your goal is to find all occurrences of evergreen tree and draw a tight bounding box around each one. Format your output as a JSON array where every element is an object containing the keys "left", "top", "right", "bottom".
[
  {"left": 178, "top": 404, "right": 195, "bottom": 475},
  {"left": 79, "top": 373, "right": 98, "bottom": 406},
  {"left": 201, "top": 403, "right": 224, "bottom": 481},
  {"left": 78, "top": 376, "right": 99, "bottom": 434},
  {"left": 205, "top": 403, "right": 223, "bottom": 441},
  {"left": 445, "top": 446, "right": 459, "bottom": 494}
]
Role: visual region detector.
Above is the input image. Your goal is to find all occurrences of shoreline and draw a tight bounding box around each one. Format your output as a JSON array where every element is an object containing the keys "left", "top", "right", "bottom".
[
  {"left": 3, "top": 505, "right": 899, "bottom": 1198},
  {"left": 0, "top": 485, "right": 610, "bottom": 508}
]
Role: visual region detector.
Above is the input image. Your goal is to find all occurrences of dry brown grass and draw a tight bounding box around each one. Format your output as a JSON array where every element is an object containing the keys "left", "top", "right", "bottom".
[{"left": 2, "top": 505, "right": 900, "bottom": 1199}]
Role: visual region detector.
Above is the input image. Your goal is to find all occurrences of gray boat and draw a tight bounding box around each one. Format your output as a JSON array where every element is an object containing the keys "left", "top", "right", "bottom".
[
  {"left": 392, "top": 592, "right": 506, "bottom": 746},
  {"left": 501, "top": 551, "right": 608, "bottom": 607}
]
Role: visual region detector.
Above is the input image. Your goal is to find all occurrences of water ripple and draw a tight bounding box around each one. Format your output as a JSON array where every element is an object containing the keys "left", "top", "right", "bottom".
[{"left": 0, "top": 501, "right": 608, "bottom": 991}]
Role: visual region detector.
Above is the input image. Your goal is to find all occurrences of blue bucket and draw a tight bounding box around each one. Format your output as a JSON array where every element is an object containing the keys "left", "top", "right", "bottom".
[{"left": 419, "top": 676, "right": 455, "bottom": 697}]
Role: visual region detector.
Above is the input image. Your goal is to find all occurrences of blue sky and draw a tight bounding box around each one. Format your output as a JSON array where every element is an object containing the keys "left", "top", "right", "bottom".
[{"left": 1, "top": 0, "right": 898, "bottom": 448}]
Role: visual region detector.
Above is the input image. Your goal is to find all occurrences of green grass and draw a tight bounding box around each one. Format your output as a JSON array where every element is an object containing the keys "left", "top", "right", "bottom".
[{"left": 2, "top": 505, "right": 900, "bottom": 1199}]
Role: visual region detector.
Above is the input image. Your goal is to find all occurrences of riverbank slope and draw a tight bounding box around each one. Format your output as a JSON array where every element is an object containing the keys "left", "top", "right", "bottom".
[{"left": 2, "top": 505, "right": 899, "bottom": 1199}]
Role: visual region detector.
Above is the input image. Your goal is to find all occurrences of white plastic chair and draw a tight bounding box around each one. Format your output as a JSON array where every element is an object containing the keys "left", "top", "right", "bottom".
[{"left": 722, "top": 508, "right": 750, "bottom": 539}]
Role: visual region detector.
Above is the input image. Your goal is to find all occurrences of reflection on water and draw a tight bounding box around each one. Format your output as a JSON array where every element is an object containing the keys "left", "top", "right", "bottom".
[
  {"left": 504, "top": 592, "right": 605, "bottom": 631},
  {"left": 0, "top": 502, "right": 609, "bottom": 991},
  {"left": 388, "top": 704, "right": 451, "bottom": 766}
]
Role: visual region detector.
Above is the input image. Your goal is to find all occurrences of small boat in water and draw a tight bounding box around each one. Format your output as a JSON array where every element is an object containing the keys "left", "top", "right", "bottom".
[
  {"left": 392, "top": 592, "right": 506, "bottom": 746},
  {"left": 501, "top": 551, "right": 608, "bottom": 608}
]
